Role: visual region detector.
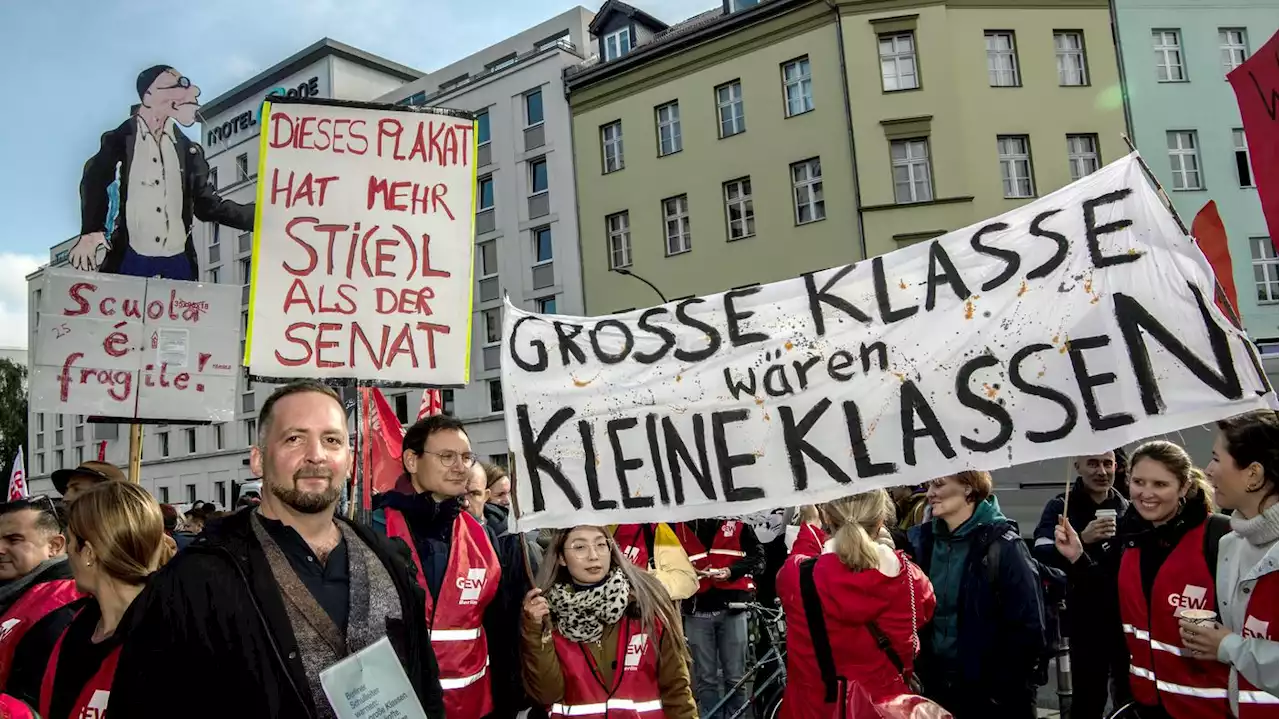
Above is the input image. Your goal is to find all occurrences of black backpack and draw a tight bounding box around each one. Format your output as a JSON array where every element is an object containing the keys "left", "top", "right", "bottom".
[{"left": 980, "top": 532, "right": 1061, "bottom": 686}]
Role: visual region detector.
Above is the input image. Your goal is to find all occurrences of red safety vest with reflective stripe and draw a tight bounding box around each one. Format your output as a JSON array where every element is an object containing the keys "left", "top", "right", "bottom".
[
  {"left": 677, "top": 521, "right": 755, "bottom": 594},
  {"left": 549, "top": 616, "right": 665, "bottom": 719},
  {"left": 384, "top": 508, "right": 500, "bottom": 719},
  {"left": 1119, "top": 519, "right": 1231, "bottom": 718},
  {"left": 1236, "top": 569, "right": 1279, "bottom": 718},
  {"left": 39, "top": 611, "right": 120, "bottom": 719},
  {"left": 0, "top": 579, "right": 82, "bottom": 687},
  {"left": 614, "top": 525, "right": 651, "bottom": 570}
]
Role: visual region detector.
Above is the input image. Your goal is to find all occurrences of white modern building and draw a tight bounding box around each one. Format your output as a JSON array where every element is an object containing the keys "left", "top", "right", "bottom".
[{"left": 375, "top": 7, "right": 594, "bottom": 463}]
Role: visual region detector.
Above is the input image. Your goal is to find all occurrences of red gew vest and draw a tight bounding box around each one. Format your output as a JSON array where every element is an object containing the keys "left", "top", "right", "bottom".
[
  {"left": 1119, "top": 519, "right": 1231, "bottom": 718},
  {"left": 39, "top": 612, "right": 120, "bottom": 719},
  {"left": 677, "top": 521, "right": 755, "bottom": 594},
  {"left": 549, "top": 616, "right": 665, "bottom": 718},
  {"left": 1235, "top": 569, "right": 1279, "bottom": 718},
  {"left": 0, "top": 579, "right": 82, "bottom": 686},
  {"left": 614, "top": 525, "right": 651, "bottom": 569},
  {"left": 384, "top": 508, "right": 500, "bottom": 718}
]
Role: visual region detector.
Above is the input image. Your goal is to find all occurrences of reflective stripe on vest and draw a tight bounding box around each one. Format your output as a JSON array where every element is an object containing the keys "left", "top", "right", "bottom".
[
  {"left": 677, "top": 522, "right": 755, "bottom": 594},
  {"left": 550, "top": 699, "right": 665, "bottom": 716},
  {"left": 0, "top": 579, "right": 83, "bottom": 687},
  {"left": 1237, "top": 570, "right": 1279, "bottom": 718},
  {"left": 1118, "top": 519, "right": 1231, "bottom": 717},
  {"left": 383, "top": 507, "right": 500, "bottom": 718},
  {"left": 39, "top": 609, "right": 120, "bottom": 719},
  {"left": 549, "top": 617, "right": 664, "bottom": 719}
]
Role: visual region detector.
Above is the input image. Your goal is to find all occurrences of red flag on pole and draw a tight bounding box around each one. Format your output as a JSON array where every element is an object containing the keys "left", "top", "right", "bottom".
[
  {"left": 1228, "top": 32, "right": 1279, "bottom": 250},
  {"left": 417, "top": 389, "right": 443, "bottom": 420},
  {"left": 1192, "top": 200, "right": 1241, "bottom": 320},
  {"left": 96, "top": 441, "right": 107, "bottom": 462},
  {"left": 7, "top": 449, "right": 27, "bottom": 501},
  {"left": 359, "top": 387, "right": 408, "bottom": 499}
]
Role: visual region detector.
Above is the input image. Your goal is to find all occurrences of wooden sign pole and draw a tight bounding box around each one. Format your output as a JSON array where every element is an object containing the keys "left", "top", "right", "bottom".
[{"left": 127, "top": 423, "right": 143, "bottom": 483}]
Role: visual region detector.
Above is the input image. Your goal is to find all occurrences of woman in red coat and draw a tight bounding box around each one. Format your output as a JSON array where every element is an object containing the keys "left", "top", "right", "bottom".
[{"left": 778, "top": 489, "right": 937, "bottom": 719}]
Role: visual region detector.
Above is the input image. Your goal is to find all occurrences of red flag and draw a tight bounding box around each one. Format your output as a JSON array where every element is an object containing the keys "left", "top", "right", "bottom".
[
  {"left": 7, "top": 449, "right": 26, "bottom": 501},
  {"left": 1228, "top": 32, "right": 1279, "bottom": 250},
  {"left": 1192, "top": 201, "right": 1240, "bottom": 320},
  {"left": 359, "top": 387, "right": 408, "bottom": 506},
  {"left": 96, "top": 441, "right": 107, "bottom": 462},
  {"left": 417, "top": 389, "right": 443, "bottom": 420}
]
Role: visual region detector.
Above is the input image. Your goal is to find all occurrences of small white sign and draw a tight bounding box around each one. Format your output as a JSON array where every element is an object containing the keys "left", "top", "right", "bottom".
[{"left": 319, "top": 637, "right": 429, "bottom": 719}]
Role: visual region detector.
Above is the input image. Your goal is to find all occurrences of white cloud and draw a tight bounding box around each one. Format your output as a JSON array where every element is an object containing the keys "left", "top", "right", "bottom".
[{"left": 0, "top": 253, "right": 42, "bottom": 349}]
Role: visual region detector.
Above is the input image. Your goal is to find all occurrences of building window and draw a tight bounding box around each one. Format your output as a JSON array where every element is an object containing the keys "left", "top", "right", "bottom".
[
  {"left": 186, "top": 484, "right": 196, "bottom": 503},
  {"left": 54, "top": 449, "right": 63, "bottom": 470},
  {"left": 479, "top": 241, "right": 498, "bottom": 278},
  {"left": 235, "top": 153, "right": 249, "bottom": 182},
  {"left": 57, "top": 415, "right": 63, "bottom": 429},
  {"left": 663, "top": 195, "right": 692, "bottom": 255},
  {"left": 214, "top": 423, "right": 225, "bottom": 450},
  {"left": 215, "top": 481, "right": 226, "bottom": 507},
  {"left": 246, "top": 418, "right": 257, "bottom": 446},
  {"left": 1221, "top": 28, "right": 1248, "bottom": 74},
  {"left": 792, "top": 158, "right": 825, "bottom": 224},
  {"left": 891, "top": 139, "right": 933, "bottom": 204},
  {"left": 723, "top": 178, "right": 755, "bottom": 241},
  {"left": 1153, "top": 30, "right": 1186, "bottom": 82},
  {"left": 879, "top": 33, "right": 919, "bottom": 91},
  {"left": 75, "top": 446, "right": 83, "bottom": 465},
  {"left": 478, "top": 176, "right": 494, "bottom": 211},
  {"left": 158, "top": 432, "right": 169, "bottom": 458},
  {"left": 1234, "top": 129, "right": 1253, "bottom": 187},
  {"left": 656, "top": 102, "right": 682, "bottom": 156},
  {"left": 159, "top": 486, "right": 170, "bottom": 504},
  {"left": 782, "top": 57, "right": 814, "bottom": 116},
  {"left": 483, "top": 308, "right": 501, "bottom": 345},
  {"left": 209, "top": 166, "right": 218, "bottom": 190},
  {"left": 986, "top": 31, "right": 1020, "bottom": 87},
  {"left": 998, "top": 135, "right": 1035, "bottom": 198},
  {"left": 489, "top": 379, "right": 504, "bottom": 413},
  {"left": 239, "top": 257, "right": 251, "bottom": 284},
  {"left": 394, "top": 393, "right": 409, "bottom": 424},
  {"left": 476, "top": 111, "right": 491, "bottom": 147},
  {"left": 1055, "top": 31, "right": 1088, "bottom": 86},
  {"left": 537, "top": 296, "right": 557, "bottom": 314},
  {"left": 38, "top": 415, "right": 44, "bottom": 432},
  {"left": 440, "top": 389, "right": 455, "bottom": 416},
  {"left": 37, "top": 453, "right": 44, "bottom": 474},
  {"left": 525, "top": 89, "right": 544, "bottom": 126},
  {"left": 207, "top": 267, "right": 220, "bottom": 284},
  {"left": 1167, "top": 131, "right": 1202, "bottom": 190},
  {"left": 601, "top": 121, "right": 624, "bottom": 173},
  {"left": 1067, "top": 134, "right": 1100, "bottom": 181},
  {"left": 1252, "top": 236, "right": 1279, "bottom": 303},
  {"left": 604, "top": 27, "right": 632, "bottom": 61},
  {"left": 186, "top": 428, "right": 196, "bottom": 454},
  {"left": 533, "top": 227, "right": 553, "bottom": 263},
  {"left": 716, "top": 81, "right": 746, "bottom": 138},
  {"left": 529, "top": 158, "right": 548, "bottom": 195},
  {"left": 607, "top": 212, "right": 632, "bottom": 269}
]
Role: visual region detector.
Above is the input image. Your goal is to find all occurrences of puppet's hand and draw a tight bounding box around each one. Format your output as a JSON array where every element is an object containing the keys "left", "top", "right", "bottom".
[{"left": 69, "top": 232, "right": 107, "bottom": 271}]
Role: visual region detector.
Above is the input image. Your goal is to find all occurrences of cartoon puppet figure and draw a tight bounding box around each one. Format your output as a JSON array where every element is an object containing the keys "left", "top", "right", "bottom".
[{"left": 69, "top": 65, "right": 254, "bottom": 281}]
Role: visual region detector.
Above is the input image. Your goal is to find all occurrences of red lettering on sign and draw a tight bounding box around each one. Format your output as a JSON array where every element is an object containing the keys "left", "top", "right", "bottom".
[{"left": 64, "top": 282, "right": 96, "bottom": 316}]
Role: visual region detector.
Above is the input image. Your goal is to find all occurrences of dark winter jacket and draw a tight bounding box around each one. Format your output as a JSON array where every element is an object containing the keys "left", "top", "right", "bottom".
[
  {"left": 680, "top": 519, "right": 767, "bottom": 614},
  {"left": 373, "top": 488, "right": 533, "bottom": 719},
  {"left": 910, "top": 500, "right": 1047, "bottom": 711},
  {"left": 106, "top": 508, "right": 445, "bottom": 719}
]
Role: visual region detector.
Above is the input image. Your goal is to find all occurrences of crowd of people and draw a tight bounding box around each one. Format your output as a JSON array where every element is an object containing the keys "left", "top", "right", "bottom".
[{"left": 0, "top": 378, "right": 1272, "bottom": 719}]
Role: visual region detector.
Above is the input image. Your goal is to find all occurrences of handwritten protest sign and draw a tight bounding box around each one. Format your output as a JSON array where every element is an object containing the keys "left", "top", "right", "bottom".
[
  {"left": 502, "top": 154, "right": 1276, "bottom": 530},
  {"left": 1228, "top": 32, "right": 1278, "bottom": 249},
  {"left": 245, "top": 98, "right": 477, "bottom": 385},
  {"left": 29, "top": 268, "right": 240, "bottom": 422}
]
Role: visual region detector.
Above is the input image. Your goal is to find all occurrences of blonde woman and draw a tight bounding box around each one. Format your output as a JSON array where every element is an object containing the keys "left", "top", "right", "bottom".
[
  {"left": 521, "top": 525, "right": 696, "bottom": 719},
  {"left": 777, "top": 490, "right": 936, "bottom": 719}
]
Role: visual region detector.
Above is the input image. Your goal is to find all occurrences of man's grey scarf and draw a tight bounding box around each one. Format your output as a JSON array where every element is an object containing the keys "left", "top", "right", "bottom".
[
  {"left": 250, "top": 514, "right": 403, "bottom": 718},
  {"left": 0, "top": 556, "right": 69, "bottom": 616}
]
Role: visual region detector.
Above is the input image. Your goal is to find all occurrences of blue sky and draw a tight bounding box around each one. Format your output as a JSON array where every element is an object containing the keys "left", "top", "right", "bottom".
[{"left": 0, "top": 0, "right": 710, "bottom": 347}]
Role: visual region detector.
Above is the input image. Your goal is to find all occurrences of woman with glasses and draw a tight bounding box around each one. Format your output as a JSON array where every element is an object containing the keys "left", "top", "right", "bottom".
[
  {"left": 2, "top": 482, "right": 174, "bottom": 719},
  {"left": 521, "top": 525, "right": 696, "bottom": 719}
]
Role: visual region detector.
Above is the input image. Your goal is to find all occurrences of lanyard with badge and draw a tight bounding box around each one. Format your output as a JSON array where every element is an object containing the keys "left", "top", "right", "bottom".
[{"left": 319, "top": 637, "right": 430, "bottom": 719}]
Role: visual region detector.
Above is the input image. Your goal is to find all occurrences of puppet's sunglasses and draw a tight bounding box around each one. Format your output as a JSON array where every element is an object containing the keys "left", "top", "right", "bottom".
[{"left": 157, "top": 76, "right": 192, "bottom": 90}]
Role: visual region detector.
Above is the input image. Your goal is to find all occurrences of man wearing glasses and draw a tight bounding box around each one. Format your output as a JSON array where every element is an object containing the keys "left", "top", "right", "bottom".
[
  {"left": 374, "top": 415, "right": 532, "bottom": 719},
  {"left": 68, "top": 65, "right": 254, "bottom": 281},
  {"left": 0, "top": 497, "right": 80, "bottom": 688}
]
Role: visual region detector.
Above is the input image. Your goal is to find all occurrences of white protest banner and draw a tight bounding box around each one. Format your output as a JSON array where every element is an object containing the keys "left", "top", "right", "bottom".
[
  {"left": 245, "top": 98, "right": 477, "bottom": 386},
  {"left": 29, "top": 268, "right": 240, "bottom": 422},
  {"left": 502, "top": 154, "right": 1276, "bottom": 531}
]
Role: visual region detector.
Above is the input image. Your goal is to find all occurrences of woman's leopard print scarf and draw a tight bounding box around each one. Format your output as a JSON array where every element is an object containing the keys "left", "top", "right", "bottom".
[{"left": 546, "top": 568, "right": 631, "bottom": 643}]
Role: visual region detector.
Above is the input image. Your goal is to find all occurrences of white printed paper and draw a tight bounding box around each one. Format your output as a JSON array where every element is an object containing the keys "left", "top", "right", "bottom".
[{"left": 319, "top": 637, "right": 429, "bottom": 719}]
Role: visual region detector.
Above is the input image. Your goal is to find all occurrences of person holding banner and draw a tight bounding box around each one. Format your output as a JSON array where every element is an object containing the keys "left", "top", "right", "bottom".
[
  {"left": 777, "top": 490, "right": 937, "bottom": 719},
  {"left": 909, "top": 471, "right": 1046, "bottom": 719},
  {"left": 520, "top": 525, "right": 697, "bottom": 719},
  {"left": 106, "top": 381, "right": 446, "bottom": 719},
  {"left": 1055, "top": 441, "right": 1233, "bottom": 719},
  {"left": 1, "top": 482, "right": 174, "bottom": 719},
  {"left": 1180, "top": 410, "right": 1278, "bottom": 718},
  {"left": 373, "top": 416, "right": 530, "bottom": 719}
]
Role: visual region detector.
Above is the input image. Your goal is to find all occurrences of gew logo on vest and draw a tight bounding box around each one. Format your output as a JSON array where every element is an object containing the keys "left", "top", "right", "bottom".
[
  {"left": 624, "top": 545, "right": 640, "bottom": 562},
  {"left": 80, "top": 689, "right": 110, "bottom": 719},
  {"left": 456, "top": 568, "right": 487, "bottom": 605},
  {"left": 1167, "top": 584, "right": 1209, "bottom": 611},
  {"left": 623, "top": 634, "right": 649, "bottom": 671},
  {"left": 1244, "top": 615, "right": 1271, "bottom": 640}
]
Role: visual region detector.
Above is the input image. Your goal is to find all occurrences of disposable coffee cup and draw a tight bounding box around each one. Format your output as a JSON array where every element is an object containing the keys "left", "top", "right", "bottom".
[
  {"left": 1178, "top": 608, "right": 1218, "bottom": 626},
  {"left": 1095, "top": 509, "right": 1117, "bottom": 521}
]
